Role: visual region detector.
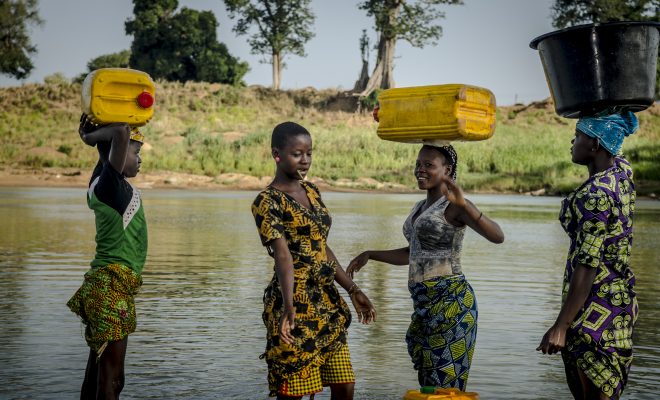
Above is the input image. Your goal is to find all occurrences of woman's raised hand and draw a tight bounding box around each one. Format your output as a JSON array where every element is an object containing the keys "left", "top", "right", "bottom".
[
  {"left": 347, "top": 252, "right": 370, "bottom": 279},
  {"left": 350, "top": 291, "right": 377, "bottom": 324},
  {"left": 439, "top": 175, "right": 467, "bottom": 209},
  {"left": 78, "top": 114, "right": 97, "bottom": 145}
]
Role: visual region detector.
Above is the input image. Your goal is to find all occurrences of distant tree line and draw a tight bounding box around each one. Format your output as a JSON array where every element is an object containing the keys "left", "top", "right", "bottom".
[
  {"left": 0, "top": 0, "right": 42, "bottom": 79},
  {"left": 1, "top": 0, "right": 465, "bottom": 92},
  {"left": 125, "top": 0, "right": 248, "bottom": 85},
  {"left": 2, "top": 0, "right": 659, "bottom": 97}
]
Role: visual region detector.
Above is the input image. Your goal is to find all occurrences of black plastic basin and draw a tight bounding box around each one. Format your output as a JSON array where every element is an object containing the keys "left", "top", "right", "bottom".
[{"left": 530, "top": 21, "right": 660, "bottom": 118}]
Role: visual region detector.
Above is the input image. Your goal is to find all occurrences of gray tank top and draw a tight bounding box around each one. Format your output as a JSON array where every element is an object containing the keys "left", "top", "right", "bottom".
[{"left": 403, "top": 197, "right": 465, "bottom": 283}]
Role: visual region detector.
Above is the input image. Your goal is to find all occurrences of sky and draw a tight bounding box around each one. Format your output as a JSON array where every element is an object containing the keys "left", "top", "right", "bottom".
[{"left": 0, "top": 0, "right": 558, "bottom": 105}]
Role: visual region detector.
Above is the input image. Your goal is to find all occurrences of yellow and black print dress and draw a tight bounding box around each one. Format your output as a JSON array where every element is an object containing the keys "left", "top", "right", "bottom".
[{"left": 251, "top": 181, "right": 351, "bottom": 395}]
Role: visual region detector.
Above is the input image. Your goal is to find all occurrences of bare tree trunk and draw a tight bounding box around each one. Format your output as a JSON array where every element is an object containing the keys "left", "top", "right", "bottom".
[
  {"left": 352, "top": 60, "right": 370, "bottom": 92},
  {"left": 359, "top": 36, "right": 396, "bottom": 97},
  {"left": 272, "top": 52, "right": 281, "bottom": 90},
  {"left": 380, "top": 38, "right": 396, "bottom": 89},
  {"left": 359, "top": 5, "right": 399, "bottom": 97}
]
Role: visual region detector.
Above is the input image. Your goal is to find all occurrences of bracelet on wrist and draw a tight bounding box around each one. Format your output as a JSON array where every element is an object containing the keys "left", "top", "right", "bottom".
[{"left": 347, "top": 283, "right": 361, "bottom": 296}]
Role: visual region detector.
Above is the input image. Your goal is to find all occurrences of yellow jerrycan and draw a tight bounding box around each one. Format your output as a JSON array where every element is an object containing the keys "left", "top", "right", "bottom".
[
  {"left": 81, "top": 68, "right": 156, "bottom": 126},
  {"left": 403, "top": 386, "right": 480, "bottom": 400},
  {"left": 375, "top": 84, "right": 496, "bottom": 143}
]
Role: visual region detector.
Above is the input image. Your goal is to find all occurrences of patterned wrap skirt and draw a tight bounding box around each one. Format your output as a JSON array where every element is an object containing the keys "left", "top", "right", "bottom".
[
  {"left": 561, "top": 277, "right": 638, "bottom": 398},
  {"left": 406, "top": 274, "right": 478, "bottom": 391},
  {"left": 67, "top": 263, "right": 142, "bottom": 353}
]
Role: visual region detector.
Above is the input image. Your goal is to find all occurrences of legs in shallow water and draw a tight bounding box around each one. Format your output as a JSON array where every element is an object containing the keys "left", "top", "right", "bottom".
[
  {"left": 577, "top": 368, "right": 618, "bottom": 400},
  {"left": 562, "top": 351, "right": 621, "bottom": 400},
  {"left": 274, "top": 382, "right": 353, "bottom": 400},
  {"left": 276, "top": 395, "right": 302, "bottom": 400},
  {"left": 81, "top": 350, "right": 98, "bottom": 399},
  {"left": 563, "top": 357, "right": 583, "bottom": 400},
  {"left": 329, "top": 382, "right": 354, "bottom": 400},
  {"left": 408, "top": 277, "right": 478, "bottom": 391},
  {"left": 80, "top": 337, "right": 127, "bottom": 400}
]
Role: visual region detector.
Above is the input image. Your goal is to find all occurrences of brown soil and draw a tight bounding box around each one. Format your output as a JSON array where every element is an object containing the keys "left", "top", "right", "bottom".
[
  {"left": 0, "top": 167, "right": 264, "bottom": 190},
  {"left": 0, "top": 166, "right": 411, "bottom": 193}
]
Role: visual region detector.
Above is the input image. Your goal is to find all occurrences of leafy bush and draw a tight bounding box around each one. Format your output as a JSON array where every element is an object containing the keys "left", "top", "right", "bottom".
[{"left": 44, "top": 73, "right": 70, "bottom": 85}]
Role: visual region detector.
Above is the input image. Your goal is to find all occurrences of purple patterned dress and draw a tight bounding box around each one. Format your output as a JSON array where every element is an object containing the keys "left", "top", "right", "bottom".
[{"left": 558, "top": 156, "right": 638, "bottom": 398}]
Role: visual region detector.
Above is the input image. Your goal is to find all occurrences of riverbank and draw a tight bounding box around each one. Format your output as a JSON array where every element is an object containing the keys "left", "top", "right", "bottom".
[
  {"left": 4, "top": 166, "right": 657, "bottom": 200},
  {"left": 2, "top": 82, "right": 659, "bottom": 195},
  {"left": 0, "top": 166, "right": 411, "bottom": 193}
]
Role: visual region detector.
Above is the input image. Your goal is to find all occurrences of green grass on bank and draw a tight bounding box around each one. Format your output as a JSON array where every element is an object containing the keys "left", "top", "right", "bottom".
[{"left": 1, "top": 81, "right": 659, "bottom": 195}]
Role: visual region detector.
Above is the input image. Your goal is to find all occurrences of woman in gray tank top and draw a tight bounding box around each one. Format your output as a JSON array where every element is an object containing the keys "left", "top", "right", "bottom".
[{"left": 347, "top": 144, "right": 504, "bottom": 391}]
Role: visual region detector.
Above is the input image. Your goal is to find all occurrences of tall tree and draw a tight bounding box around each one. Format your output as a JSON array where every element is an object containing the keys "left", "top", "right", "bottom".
[
  {"left": 74, "top": 50, "right": 132, "bottom": 83},
  {"left": 0, "top": 0, "right": 42, "bottom": 79},
  {"left": 353, "top": 29, "right": 371, "bottom": 92},
  {"left": 551, "top": 0, "right": 660, "bottom": 97},
  {"left": 551, "top": 0, "right": 659, "bottom": 28},
  {"left": 125, "top": 0, "right": 248, "bottom": 84},
  {"left": 358, "top": 0, "right": 463, "bottom": 96},
  {"left": 87, "top": 50, "right": 132, "bottom": 71},
  {"left": 224, "top": 0, "right": 315, "bottom": 90}
]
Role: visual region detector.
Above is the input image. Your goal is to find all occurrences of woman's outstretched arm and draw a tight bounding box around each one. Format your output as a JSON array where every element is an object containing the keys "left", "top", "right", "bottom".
[
  {"left": 346, "top": 247, "right": 409, "bottom": 278},
  {"left": 327, "top": 246, "right": 376, "bottom": 324}
]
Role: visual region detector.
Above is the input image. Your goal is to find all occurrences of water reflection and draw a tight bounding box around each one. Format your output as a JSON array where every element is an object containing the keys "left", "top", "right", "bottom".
[{"left": 0, "top": 187, "right": 657, "bottom": 399}]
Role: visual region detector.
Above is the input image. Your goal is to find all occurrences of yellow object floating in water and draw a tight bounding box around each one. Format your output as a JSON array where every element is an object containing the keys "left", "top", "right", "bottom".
[
  {"left": 81, "top": 68, "right": 155, "bottom": 126},
  {"left": 376, "top": 84, "right": 496, "bottom": 144},
  {"left": 403, "top": 386, "right": 480, "bottom": 400}
]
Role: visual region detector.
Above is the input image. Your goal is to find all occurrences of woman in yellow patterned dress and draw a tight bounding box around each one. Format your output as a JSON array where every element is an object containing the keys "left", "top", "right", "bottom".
[{"left": 251, "top": 121, "right": 377, "bottom": 400}]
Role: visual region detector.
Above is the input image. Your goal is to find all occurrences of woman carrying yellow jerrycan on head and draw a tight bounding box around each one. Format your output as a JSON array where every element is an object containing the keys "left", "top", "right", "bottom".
[
  {"left": 67, "top": 68, "right": 154, "bottom": 399},
  {"left": 67, "top": 116, "right": 148, "bottom": 399},
  {"left": 348, "top": 83, "right": 503, "bottom": 394},
  {"left": 348, "top": 143, "right": 504, "bottom": 391}
]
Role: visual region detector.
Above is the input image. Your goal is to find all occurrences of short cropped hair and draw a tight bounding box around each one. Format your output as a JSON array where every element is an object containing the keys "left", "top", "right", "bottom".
[{"left": 271, "top": 121, "right": 311, "bottom": 149}]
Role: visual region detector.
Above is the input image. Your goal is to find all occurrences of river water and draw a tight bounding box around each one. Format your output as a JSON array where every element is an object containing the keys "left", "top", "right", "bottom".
[{"left": 0, "top": 187, "right": 658, "bottom": 399}]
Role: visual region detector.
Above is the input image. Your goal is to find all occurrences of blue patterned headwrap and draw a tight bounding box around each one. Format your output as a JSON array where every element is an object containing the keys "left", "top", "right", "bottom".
[{"left": 575, "top": 111, "right": 639, "bottom": 155}]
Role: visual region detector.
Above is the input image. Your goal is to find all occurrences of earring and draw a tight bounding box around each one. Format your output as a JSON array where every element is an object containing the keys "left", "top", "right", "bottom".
[{"left": 275, "top": 156, "right": 280, "bottom": 163}]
